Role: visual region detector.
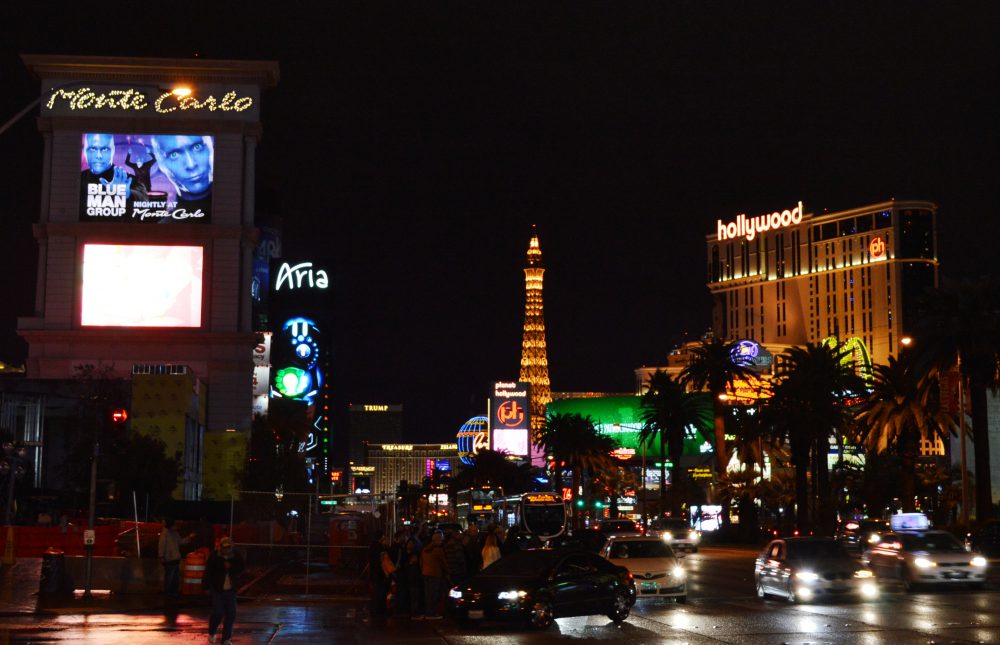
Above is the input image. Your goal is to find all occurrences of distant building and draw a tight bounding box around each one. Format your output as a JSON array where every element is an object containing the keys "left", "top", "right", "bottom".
[
  {"left": 348, "top": 404, "right": 402, "bottom": 466},
  {"left": 363, "top": 442, "right": 459, "bottom": 497}
]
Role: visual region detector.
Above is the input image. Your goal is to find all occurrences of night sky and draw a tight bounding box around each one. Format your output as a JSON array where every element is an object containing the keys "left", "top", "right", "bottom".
[{"left": 1, "top": 5, "right": 997, "bottom": 449}]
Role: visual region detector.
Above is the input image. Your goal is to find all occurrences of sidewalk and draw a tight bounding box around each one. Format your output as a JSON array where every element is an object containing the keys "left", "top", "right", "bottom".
[{"left": 0, "top": 558, "right": 369, "bottom": 616}]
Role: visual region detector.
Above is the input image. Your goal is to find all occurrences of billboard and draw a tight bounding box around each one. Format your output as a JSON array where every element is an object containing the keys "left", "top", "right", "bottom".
[
  {"left": 490, "top": 381, "right": 530, "bottom": 457},
  {"left": 81, "top": 244, "right": 203, "bottom": 327},
  {"left": 271, "top": 316, "right": 323, "bottom": 405},
  {"left": 80, "top": 133, "right": 214, "bottom": 222}
]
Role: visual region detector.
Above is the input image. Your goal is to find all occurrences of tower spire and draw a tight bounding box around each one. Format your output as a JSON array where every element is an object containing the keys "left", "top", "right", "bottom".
[{"left": 519, "top": 227, "right": 552, "bottom": 441}]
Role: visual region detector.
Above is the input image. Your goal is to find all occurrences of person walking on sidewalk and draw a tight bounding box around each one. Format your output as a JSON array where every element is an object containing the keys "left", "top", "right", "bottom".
[
  {"left": 206, "top": 537, "right": 244, "bottom": 645},
  {"left": 419, "top": 530, "right": 447, "bottom": 619},
  {"left": 157, "top": 518, "right": 193, "bottom": 599}
]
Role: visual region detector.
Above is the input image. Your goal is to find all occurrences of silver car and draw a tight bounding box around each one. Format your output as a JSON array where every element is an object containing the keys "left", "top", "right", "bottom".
[
  {"left": 863, "top": 530, "right": 988, "bottom": 591},
  {"left": 647, "top": 518, "right": 701, "bottom": 553},
  {"left": 755, "top": 537, "right": 879, "bottom": 603}
]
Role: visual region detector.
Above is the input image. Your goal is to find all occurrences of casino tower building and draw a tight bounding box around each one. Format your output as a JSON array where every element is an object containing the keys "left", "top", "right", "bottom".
[{"left": 706, "top": 200, "right": 937, "bottom": 366}]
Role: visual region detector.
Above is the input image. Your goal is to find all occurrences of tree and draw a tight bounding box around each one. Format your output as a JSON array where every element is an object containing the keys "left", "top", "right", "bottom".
[
  {"left": 639, "top": 370, "right": 712, "bottom": 509},
  {"left": 914, "top": 276, "right": 1000, "bottom": 522},
  {"left": 854, "top": 354, "right": 955, "bottom": 513},
  {"left": 535, "top": 413, "right": 617, "bottom": 527},
  {"left": 680, "top": 337, "right": 756, "bottom": 475},
  {"left": 770, "top": 342, "right": 865, "bottom": 533}
]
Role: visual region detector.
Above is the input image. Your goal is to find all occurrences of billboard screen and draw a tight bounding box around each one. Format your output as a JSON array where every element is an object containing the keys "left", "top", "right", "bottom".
[
  {"left": 490, "top": 381, "right": 530, "bottom": 457},
  {"left": 81, "top": 244, "right": 203, "bottom": 327},
  {"left": 271, "top": 316, "right": 323, "bottom": 405},
  {"left": 80, "top": 133, "right": 214, "bottom": 222}
]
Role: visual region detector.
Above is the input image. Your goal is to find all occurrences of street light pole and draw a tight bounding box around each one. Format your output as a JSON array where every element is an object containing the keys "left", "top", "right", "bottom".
[
  {"left": 83, "top": 441, "right": 99, "bottom": 599},
  {"left": 957, "top": 351, "right": 970, "bottom": 527}
]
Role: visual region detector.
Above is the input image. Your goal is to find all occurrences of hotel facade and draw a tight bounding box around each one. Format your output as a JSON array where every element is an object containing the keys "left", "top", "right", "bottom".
[{"left": 706, "top": 200, "right": 937, "bottom": 366}]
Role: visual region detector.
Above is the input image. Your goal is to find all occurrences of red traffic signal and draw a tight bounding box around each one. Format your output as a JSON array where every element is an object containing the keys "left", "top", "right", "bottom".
[{"left": 111, "top": 409, "right": 129, "bottom": 424}]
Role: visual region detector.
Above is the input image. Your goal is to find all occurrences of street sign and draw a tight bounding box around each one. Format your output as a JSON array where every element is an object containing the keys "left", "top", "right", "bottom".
[{"left": 83, "top": 529, "right": 95, "bottom": 546}]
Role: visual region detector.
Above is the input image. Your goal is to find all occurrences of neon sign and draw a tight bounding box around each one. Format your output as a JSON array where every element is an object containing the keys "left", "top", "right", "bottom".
[
  {"left": 869, "top": 236, "right": 887, "bottom": 260},
  {"left": 46, "top": 87, "right": 253, "bottom": 114},
  {"left": 363, "top": 404, "right": 389, "bottom": 412},
  {"left": 274, "top": 262, "right": 330, "bottom": 291},
  {"left": 716, "top": 201, "right": 804, "bottom": 242}
]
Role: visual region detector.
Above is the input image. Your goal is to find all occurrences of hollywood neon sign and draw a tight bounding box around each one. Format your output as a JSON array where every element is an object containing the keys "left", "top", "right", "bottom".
[
  {"left": 45, "top": 87, "right": 253, "bottom": 113},
  {"left": 716, "top": 201, "right": 804, "bottom": 242}
]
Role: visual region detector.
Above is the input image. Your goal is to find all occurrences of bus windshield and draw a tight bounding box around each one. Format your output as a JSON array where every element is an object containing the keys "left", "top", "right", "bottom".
[{"left": 523, "top": 503, "right": 566, "bottom": 539}]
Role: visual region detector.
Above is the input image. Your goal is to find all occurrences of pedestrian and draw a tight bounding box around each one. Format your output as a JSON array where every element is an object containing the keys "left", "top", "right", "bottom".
[
  {"left": 443, "top": 527, "right": 468, "bottom": 587},
  {"left": 419, "top": 530, "right": 447, "bottom": 619},
  {"left": 368, "top": 534, "right": 391, "bottom": 622},
  {"left": 206, "top": 536, "right": 244, "bottom": 645},
  {"left": 481, "top": 531, "right": 501, "bottom": 569},
  {"left": 157, "top": 518, "right": 193, "bottom": 600},
  {"left": 399, "top": 537, "right": 423, "bottom": 618},
  {"left": 462, "top": 524, "right": 483, "bottom": 574}
]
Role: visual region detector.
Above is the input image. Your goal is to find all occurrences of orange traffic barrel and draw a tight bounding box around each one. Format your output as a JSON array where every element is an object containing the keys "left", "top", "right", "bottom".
[{"left": 181, "top": 548, "right": 209, "bottom": 595}]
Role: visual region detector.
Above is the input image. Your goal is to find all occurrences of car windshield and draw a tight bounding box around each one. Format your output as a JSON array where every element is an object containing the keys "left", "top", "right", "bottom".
[
  {"left": 609, "top": 540, "right": 675, "bottom": 559},
  {"left": 480, "top": 550, "right": 557, "bottom": 576},
  {"left": 901, "top": 533, "right": 965, "bottom": 552},
  {"left": 786, "top": 540, "right": 850, "bottom": 559},
  {"left": 651, "top": 519, "right": 690, "bottom": 531}
]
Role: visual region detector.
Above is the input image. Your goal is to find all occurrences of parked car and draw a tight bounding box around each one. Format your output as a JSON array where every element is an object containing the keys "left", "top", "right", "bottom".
[
  {"left": 601, "top": 535, "right": 687, "bottom": 602},
  {"left": 863, "top": 529, "right": 988, "bottom": 591},
  {"left": 836, "top": 518, "right": 889, "bottom": 554},
  {"left": 448, "top": 548, "right": 635, "bottom": 628},
  {"left": 597, "top": 518, "right": 642, "bottom": 538},
  {"left": 647, "top": 518, "right": 701, "bottom": 553},
  {"left": 754, "top": 537, "right": 879, "bottom": 603}
]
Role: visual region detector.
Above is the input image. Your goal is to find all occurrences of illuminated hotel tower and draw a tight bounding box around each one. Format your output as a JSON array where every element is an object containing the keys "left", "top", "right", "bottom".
[{"left": 519, "top": 228, "right": 552, "bottom": 437}]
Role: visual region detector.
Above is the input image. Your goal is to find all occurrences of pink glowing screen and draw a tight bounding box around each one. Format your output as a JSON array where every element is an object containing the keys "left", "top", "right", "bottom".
[
  {"left": 492, "top": 428, "right": 529, "bottom": 457},
  {"left": 81, "top": 244, "right": 203, "bottom": 327}
]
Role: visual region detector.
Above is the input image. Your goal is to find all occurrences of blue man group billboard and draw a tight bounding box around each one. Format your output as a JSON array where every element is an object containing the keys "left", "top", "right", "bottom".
[{"left": 80, "top": 133, "right": 214, "bottom": 222}]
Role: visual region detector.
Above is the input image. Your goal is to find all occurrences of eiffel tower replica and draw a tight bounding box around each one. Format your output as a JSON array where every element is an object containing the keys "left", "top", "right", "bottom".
[{"left": 519, "top": 227, "right": 552, "bottom": 443}]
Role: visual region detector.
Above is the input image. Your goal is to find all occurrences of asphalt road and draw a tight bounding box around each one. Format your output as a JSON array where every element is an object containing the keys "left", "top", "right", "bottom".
[{"left": 1, "top": 546, "right": 998, "bottom": 643}]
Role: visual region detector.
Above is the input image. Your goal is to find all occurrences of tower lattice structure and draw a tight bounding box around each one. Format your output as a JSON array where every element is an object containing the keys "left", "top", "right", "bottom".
[{"left": 519, "top": 229, "right": 552, "bottom": 440}]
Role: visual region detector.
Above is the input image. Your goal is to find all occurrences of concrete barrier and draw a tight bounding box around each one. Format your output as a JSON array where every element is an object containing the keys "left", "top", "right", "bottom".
[{"left": 63, "top": 556, "right": 163, "bottom": 594}]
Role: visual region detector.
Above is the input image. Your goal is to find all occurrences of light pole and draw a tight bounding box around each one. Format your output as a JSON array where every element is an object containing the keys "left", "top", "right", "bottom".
[{"left": 956, "top": 350, "right": 970, "bottom": 527}]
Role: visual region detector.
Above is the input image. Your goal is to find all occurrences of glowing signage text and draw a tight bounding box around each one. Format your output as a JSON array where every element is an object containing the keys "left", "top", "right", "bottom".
[
  {"left": 363, "top": 404, "right": 389, "bottom": 412},
  {"left": 716, "top": 201, "right": 804, "bottom": 242},
  {"left": 274, "top": 262, "right": 330, "bottom": 292},
  {"left": 46, "top": 87, "right": 253, "bottom": 114},
  {"left": 869, "top": 236, "right": 886, "bottom": 259}
]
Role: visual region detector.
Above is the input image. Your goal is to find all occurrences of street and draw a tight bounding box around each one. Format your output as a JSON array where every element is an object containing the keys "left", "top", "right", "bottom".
[{"left": 1, "top": 547, "right": 998, "bottom": 643}]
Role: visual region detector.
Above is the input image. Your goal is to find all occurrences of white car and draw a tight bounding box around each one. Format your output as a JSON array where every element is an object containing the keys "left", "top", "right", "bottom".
[
  {"left": 863, "top": 529, "right": 988, "bottom": 591},
  {"left": 601, "top": 536, "right": 687, "bottom": 602},
  {"left": 647, "top": 518, "right": 701, "bottom": 553}
]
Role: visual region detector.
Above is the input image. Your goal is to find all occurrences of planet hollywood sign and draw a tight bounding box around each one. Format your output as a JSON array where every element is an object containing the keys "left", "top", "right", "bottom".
[{"left": 716, "top": 201, "right": 804, "bottom": 242}]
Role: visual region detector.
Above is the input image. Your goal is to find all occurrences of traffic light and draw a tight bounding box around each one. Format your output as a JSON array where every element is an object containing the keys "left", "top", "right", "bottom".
[
  {"left": 575, "top": 499, "right": 585, "bottom": 508},
  {"left": 594, "top": 500, "right": 604, "bottom": 509},
  {"left": 111, "top": 409, "right": 128, "bottom": 424}
]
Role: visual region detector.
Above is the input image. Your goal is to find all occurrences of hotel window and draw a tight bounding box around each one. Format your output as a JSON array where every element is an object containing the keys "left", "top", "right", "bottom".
[
  {"left": 856, "top": 214, "right": 873, "bottom": 233},
  {"left": 710, "top": 245, "right": 720, "bottom": 282},
  {"left": 876, "top": 209, "right": 892, "bottom": 229}
]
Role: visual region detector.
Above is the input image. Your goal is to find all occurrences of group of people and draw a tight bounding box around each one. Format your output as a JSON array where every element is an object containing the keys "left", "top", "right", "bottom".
[
  {"left": 368, "top": 521, "right": 532, "bottom": 621},
  {"left": 157, "top": 518, "right": 244, "bottom": 645}
]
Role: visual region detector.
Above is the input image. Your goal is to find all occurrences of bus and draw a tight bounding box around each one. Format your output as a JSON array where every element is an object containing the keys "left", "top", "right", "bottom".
[
  {"left": 454, "top": 487, "right": 500, "bottom": 529},
  {"left": 496, "top": 492, "right": 567, "bottom": 541}
]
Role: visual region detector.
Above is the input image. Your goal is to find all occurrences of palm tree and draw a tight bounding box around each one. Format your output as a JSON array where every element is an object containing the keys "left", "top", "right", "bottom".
[
  {"left": 770, "top": 342, "right": 865, "bottom": 533},
  {"left": 639, "top": 370, "right": 712, "bottom": 507},
  {"left": 535, "top": 413, "right": 617, "bottom": 527},
  {"left": 913, "top": 276, "right": 1000, "bottom": 522},
  {"left": 854, "top": 354, "right": 956, "bottom": 513},
  {"left": 680, "top": 336, "right": 756, "bottom": 475}
]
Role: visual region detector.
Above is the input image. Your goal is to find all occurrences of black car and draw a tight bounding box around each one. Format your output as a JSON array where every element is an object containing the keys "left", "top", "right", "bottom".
[
  {"left": 448, "top": 548, "right": 636, "bottom": 628},
  {"left": 970, "top": 520, "right": 1000, "bottom": 559},
  {"left": 545, "top": 528, "right": 608, "bottom": 553},
  {"left": 836, "top": 519, "right": 889, "bottom": 554}
]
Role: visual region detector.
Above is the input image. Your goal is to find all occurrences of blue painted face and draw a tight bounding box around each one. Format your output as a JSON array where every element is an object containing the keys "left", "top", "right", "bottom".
[
  {"left": 84, "top": 133, "right": 115, "bottom": 175},
  {"left": 151, "top": 135, "right": 213, "bottom": 199}
]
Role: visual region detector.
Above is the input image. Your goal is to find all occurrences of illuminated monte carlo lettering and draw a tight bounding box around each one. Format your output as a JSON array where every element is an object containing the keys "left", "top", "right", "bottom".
[
  {"left": 274, "top": 262, "right": 329, "bottom": 291},
  {"left": 46, "top": 87, "right": 253, "bottom": 113},
  {"left": 716, "top": 201, "right": 804, "bottom": 242}
]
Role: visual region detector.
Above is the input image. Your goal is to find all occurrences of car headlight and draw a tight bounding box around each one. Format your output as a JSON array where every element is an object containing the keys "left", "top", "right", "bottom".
[
  {"left": 449, "top": 588, "right": 463, "bottom": 600},
  {"left": 868, "top": 534, "right": 881, "bottom": 544},
  {"left": 971, "top": 556, "right": 987, "bottom": 568},
  {"left": 497, "top": 590, "right": 527, "bottom": 600},
  {"left": 662, "top": 531, "right": 673, "bottom": 542},
  {"left": 688, "top": 530, "right": 700, "bottom": 542},
  {"left": 854, "top": 569, "right": 874, "bottom": 579},
  {"left": 795, "top": 571, "right": 820, "bottom": 582},
  {"left": 671, "top": 565, "right": 686, "bottom": 579},
  {"left": 913, "top": 557, "right": 937, "bottom": 569}
]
